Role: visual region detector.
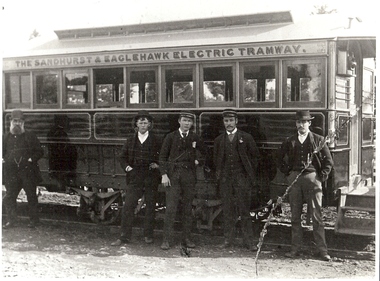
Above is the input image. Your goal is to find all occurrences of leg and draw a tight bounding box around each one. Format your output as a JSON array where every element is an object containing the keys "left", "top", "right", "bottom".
[
  {"left": 235, "top": 174, "right": 254, "bottom": 249},
  {"left": 162, "top": 177, "right": 181, "bottom": 245},
  {"left": 180, "top": 170, "right": 196, "bottom": 242},
  {"left": 220, "top": 177, "right": 236, "bottom": 245},
  {"left": 22, "top": 178, "right": 40, "bottom": 225},
  {"left": 143, "top": 175, "right": 158, "bottom": 240},
  {"left": 3, "top": 175, "right": 23, "bottom": 225},
  {"left": 288, "top": 172, "right": 304, "bottom": 253},
  {"left": 120, "top": 183, "right": 142, "bottom": 241},
  {"left": 305, "top": 173, "right": 328, "bottom": 255}
]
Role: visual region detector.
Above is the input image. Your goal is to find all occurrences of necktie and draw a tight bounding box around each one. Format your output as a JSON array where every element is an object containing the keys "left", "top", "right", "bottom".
[
  {"left": 228, "top": 133, "right": 235, "bottom": 141},
  {"left": 182, "top": 133, "right": 187, "bottom": 138}
]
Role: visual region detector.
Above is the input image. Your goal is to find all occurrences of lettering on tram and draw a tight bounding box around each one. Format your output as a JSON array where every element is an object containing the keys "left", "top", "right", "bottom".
[{"left": 2, "top": 12, "right": 376, "bottom": 237}]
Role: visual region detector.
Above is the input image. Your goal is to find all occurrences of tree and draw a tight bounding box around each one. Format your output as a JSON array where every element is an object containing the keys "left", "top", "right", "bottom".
[
  {"left": 311, "top": 5, "right": 337, "bottom": 15},
  {"left": 29, "top": 29, "right": 40, "bottom": 40}
]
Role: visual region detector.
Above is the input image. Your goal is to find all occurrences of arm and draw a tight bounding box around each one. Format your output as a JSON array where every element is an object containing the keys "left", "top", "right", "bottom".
[
  {"left": 159, "top": 134, "right": 172, "bottom": 186},
  {"left": 276, "top": 138, "right": 291, "bottom": 175},
  {"left": 28, "top": 132, "right": 43, "bottom": 162},
  {"left": 117, "top": 140, "right": 131, "bottom": 172}
]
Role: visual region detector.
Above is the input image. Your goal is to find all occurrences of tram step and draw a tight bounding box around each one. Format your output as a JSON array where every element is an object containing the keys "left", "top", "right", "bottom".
[
  {"left": 338, "top": 185, "right": 375, "bottom": 209},
  {"left": 335, "top": 207, "right": 375, "bottom": 236}
]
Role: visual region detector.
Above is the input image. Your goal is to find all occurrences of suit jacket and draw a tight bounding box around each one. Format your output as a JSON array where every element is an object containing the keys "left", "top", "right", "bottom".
[
  {"left": 118, "top": 132, "right": 161, "bottom": 184},
  {"left": 3, "top": 131, "right": 43, "bottom": 185},
  {"left": 213, "top": 129, "right": 259, "bottom": 186},
  {"left": 159, "top": 130, "right": 207, "bottom": 178},
  {"left": 276, "top": 132, "right": 334, "bottom": 181}
]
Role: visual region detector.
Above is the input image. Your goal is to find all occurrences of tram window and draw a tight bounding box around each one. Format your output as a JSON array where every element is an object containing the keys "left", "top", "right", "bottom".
[
  {"left": 5, "top": 73, "right": 31, "bottom": 109},
  {"left": 201, "top": 66, "right": 234, "bottom": 106},
  {"left": 164, "top": 67, "right": 195, "bottom": 107},
  {"left": 64, "top": 71, "right": 89, "bottom": 107},
  {"left": 94, "top": 68, "right": 124, "bottom": 108},
  {"left": 241, "top": 63, "right": 276, "bottom": 107},
  {"left": 335, "top": 77, "right": 351, "bottom": 109},
  {"left": 362, "top": 68, "right": 375, "bottom": 114},
  {"left": 336, "top": 115, "right": 349, "bottom": 146},
  {"left": 129, "top": 69, "right": 157, "bottom": 107},
  {"left": 283, "top": 60, "right": 325, "bottom": 108},
  {"left": 362, "top": 118, "right": 373, "bottom": 144},
  {"left": 34, "top": 72, "right": 59, "bottom": 107}
]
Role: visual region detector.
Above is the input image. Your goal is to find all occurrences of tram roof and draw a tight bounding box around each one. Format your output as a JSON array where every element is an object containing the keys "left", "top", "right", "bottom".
[{"left": 3, "top": 11, "right": 376, "bottom": 58}]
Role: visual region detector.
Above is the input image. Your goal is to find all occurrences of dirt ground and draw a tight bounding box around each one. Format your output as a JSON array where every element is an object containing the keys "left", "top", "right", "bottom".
[{"left": 1, "top": 189, "right": 378, "bottom": 279}]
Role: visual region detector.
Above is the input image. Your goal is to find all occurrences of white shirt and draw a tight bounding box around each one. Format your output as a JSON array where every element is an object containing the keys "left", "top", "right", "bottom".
[
  {"left": 226, "top": 128, "right": 237, "bottom": 135},
  {"left": 138, "top": 131, "right": 149, "bottom": 144},
  {"left": 179, "top": 129, "right": 188, "bottom": 137},
  {"left": 298, "top": 131, "right": 309, "bottom": 144}
]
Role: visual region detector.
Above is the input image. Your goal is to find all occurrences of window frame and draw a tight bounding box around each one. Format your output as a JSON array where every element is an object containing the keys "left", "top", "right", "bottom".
[
  {"left": 282, "top": 58, "right": 326, "bottom": 108},
  {"left": 239, "top": 60, "right": 278, "bottom": 108},
  {"left": 63, "top": 69, "right": 91, "bottom": 109},
  {"left": 33, "top": 70, "right": 60, "bottom": 109},
  {"left": 161, "top": 64, "right": 197, "bottom": 109},
  {"left": 199, "top": 63, "right": 236, "bottom": 108},
  {"left": 4, "top": 72, "right": 32, "bottom": 109},
  {"left": 126, "top": 66, "right": 159, "bottom": 109}
]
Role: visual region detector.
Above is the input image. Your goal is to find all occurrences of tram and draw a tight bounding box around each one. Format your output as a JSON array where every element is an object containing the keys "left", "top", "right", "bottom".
[{"left": 2, "top": 11, "right": 376, "bottom": 229}]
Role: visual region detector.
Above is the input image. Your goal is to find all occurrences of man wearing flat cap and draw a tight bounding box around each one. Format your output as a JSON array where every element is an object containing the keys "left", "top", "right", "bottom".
[
  {"left": 277, "top": 110, "right": 333, "bottom": 261},
  {"left": 112, "top": 110, "right": 161, "bottom": 246},
  {"left": 2, "top": 109, "right": 43, "bottom": 229},
  {"left": 213, "top": 109, "right": 260, "bottom": 251},
  {"left": 159, "top": 111, "right": 207, "bottom": 250}
]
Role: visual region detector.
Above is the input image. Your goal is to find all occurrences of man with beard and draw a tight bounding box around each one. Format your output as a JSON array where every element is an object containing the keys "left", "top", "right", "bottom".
[
  {"left": 2, "top": 109, "right": 44, "bottom": 229},
  {"left": 277, "top": 110, "right": 333, "bottom": 261},
  {"left": 213, "top": 109, "right": 259, "bottom": 251}
]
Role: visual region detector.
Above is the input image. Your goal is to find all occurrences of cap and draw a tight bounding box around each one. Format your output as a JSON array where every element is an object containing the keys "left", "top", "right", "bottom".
[
  {"left": 294, "top": 110, "right": 314, "bottom": 121},
  {"left": 179, "top": 111, "right": 195, "bottom": 120},
  {"left": 11, "top": 109, "right": 24, "bottom": 120},
  {"left": 222, "top": 109, "right": 237, "bottom": 118}
]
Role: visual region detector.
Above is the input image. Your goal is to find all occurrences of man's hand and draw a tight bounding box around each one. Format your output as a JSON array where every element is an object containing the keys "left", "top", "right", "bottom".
[
  {"left": 149, "top": 163, "right": 159, "bottom": 169},
  {"left": 126, "top": 166, "right": 133, "bottom": 172},
  {"left": 162, "top": 174, "right": 171, "bottom": 187}
]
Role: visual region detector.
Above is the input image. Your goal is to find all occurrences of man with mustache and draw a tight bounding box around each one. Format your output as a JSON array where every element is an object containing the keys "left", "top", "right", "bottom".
[
  {"left": 213, "top": 109, "right": 259, "bottom": 251},
  {"left": 277, "top": 110, "right": 333, "bottom": 261},
  {"left": 2, "top": 109, "right": 43, "bottom": 229}
]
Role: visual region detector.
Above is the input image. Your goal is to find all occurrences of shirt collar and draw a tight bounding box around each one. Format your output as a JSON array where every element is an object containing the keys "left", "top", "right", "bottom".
[
  {"left": 227, "top": 128, "right": 237, "bottom": 135},
  {"left": 298, "top": 130, "right": 309, "bottom": 137},
  {"left": 179, "top": 128, "right": 188, "bottom": 136},
  {"left": 138, "top": 131, "right": 149, "bottom": 137}
]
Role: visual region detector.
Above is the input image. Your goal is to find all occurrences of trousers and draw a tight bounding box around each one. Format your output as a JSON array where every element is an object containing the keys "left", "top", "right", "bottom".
[
  {"left": 120, "top": 169, "right": 159, "bottom": 240},
  {"left": 3, "top": 171, "right": 39, "bottom": 224},
  {"left": 288, "top": 171, "right": 328, "bottom": 254},
  {"left": 163, "top": 168, "right": 196, "bottom": 242},
  {"left": 220, "top": 173, "right": 254, "bottom": 246}
]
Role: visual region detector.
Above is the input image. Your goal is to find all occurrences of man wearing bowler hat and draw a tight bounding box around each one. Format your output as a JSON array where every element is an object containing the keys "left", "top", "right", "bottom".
[
  {"left": 277, "top": 110, "right": 333, "bottom": 261},
  {"left": 111, "top": 110, "right": 161, "bottom": 246},
  {"left": 213, "top": 109, "right": 260, "bottom": 251},
  {"left": 159, "top": 111, "right": 207, "bottom": 250},
  {"left": 2, "top": 109, "right": 44, "bottom": 229}
]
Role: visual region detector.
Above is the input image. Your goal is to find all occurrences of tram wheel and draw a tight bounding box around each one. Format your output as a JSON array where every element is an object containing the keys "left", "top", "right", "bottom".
[{"left": 92, "top": 194, "right": 123, "bottom": 225}]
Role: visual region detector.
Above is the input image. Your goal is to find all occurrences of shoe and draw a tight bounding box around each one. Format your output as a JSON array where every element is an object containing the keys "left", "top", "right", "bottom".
[
  {"left": 160, "top": 240, "right": 170, "bottom": 250},
  {"left": 184, "top": 238, "right": 195, "bottom": 248},
  {"left": 2, "top": 222, "right": 16, "bottom": 229},
  {"left": 320, "top": 254, "right": 331, "bottom": 262},
  {"left": 144, "top": 237, "right": 153, "bottom": 244},
  {"left": 285, "top": 251, "right": 301, "bottom": 258},
  {"left": 111, "top": 238, "right": 129, "bottom": 246}
]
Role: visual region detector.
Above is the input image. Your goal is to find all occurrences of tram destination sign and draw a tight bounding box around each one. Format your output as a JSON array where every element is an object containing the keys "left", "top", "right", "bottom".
[{"left": 3, "top": 41, "right": 327, "bottom": 70}]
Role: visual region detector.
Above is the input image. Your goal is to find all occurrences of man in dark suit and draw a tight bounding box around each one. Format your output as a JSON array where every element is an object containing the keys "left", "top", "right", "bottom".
[
  {"left": 159, "top": 111, "right": 207, "bottom": 250},
  {"left": 213, "top": 109, "right": 259, "bottom": 251},
  {"left": 277, "top": 110, "right": 333, "bottom": 261},
  {"left": 111, "top": 110, "right": 161, "bottom": 246},
  {"left": 3, "top": 109, "right": 44, "bottom": 229}
]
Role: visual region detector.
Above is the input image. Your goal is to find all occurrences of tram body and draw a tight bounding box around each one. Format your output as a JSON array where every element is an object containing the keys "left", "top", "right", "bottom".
[{"left": 2, "top": 12, "right": 376, "bottom": 224}]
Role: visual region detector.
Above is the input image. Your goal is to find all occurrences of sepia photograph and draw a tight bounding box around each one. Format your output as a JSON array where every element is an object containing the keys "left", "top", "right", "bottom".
[{"left": 1, "top": 0, "right": 377, "bottom": 279}]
